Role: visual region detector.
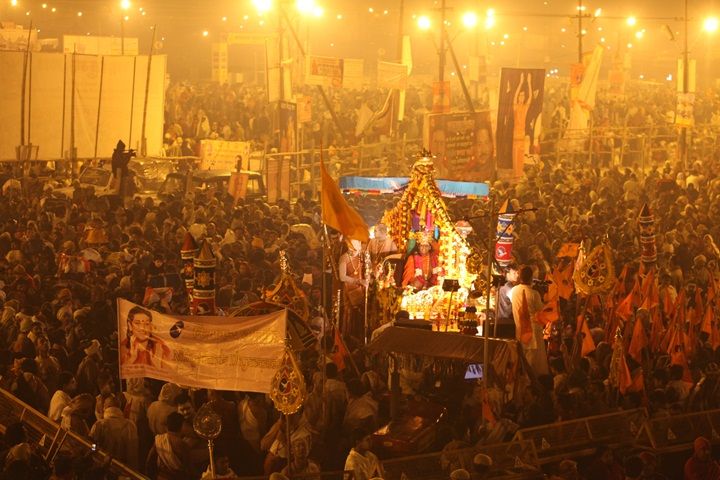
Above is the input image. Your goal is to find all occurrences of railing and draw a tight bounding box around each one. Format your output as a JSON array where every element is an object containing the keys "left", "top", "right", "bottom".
[
  {"left": 537, "top": 123, "right": 720, "bottom": 169},
  {"left": 262, "top": 137, "right": 424, "bottom": 200},
  {"left": 380, "top": 439, "right": 541, "bottom": 480},
  {"left": 0, "top": 388, "right": 146, "bottom": 479},
  {"left": 513, "top": 408, "right": 648, "bottom": 464}
]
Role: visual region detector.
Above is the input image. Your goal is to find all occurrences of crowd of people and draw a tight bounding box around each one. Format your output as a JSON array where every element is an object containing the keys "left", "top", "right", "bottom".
[{"left": 0, "top": 78, "right": 715, "bottom": 480}]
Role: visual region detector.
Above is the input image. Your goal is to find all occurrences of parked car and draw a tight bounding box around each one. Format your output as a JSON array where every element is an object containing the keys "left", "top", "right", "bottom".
[{"left": 156, "top": 169, "right": 266, "bottom": 202}]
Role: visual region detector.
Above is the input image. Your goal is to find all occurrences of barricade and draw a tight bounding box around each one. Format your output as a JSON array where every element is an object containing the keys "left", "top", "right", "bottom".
[
  {"left": 636, "top": 409, "right": 720, "bottom": 453},
  {"left": 513, "top": 408, "right": 647, "bottom": 464},
  {"left": 0, "top": 388, "right": 146, "bottom": 479},
  {"left": 381, "top": 439, "right": 541, "bottom": 480}
]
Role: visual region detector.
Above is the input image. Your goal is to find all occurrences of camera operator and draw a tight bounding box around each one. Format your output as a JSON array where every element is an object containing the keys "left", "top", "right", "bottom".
[{"left": 111, "top": 140, "right": 136, "bottom": 199}]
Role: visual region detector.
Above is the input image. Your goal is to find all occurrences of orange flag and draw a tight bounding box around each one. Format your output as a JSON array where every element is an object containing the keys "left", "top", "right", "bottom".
[
  {"left": 628, "top": 368, "right": 646, "bottom": 394},
  {"left": 649, "top": 307, "right": 664, "bottom": 352},
  {"left": 618, "top": 353, "right": 633, "bottom": 395},
  {"left": 615, "top": 289, "right": 635, "bottom": 321},
  {"left": 332, "top": 328, "right": 348, "bottom": 371},
  {"left": 640, "top": 270, "right": 659, "bottom": 311},
  {"left": 577, "top": 314, "right": 596, "bottom": 356},
  {"left": 518, "top": 290, "right": 533, "bottom": 345},
  {"left": 320, "top": 160, "right": 369, "bottom": 242},
  {"left": 553, "top": 262, "right": 575, "bottom": 300},
  {"left": 702, "top": 303, "right": 713, "bottom": 337},
  {"left": 537, "top": 298, "right": 559, "bottom": 326},
  {"left": 628, "top": 317, "right": 648, "bottom": 363},
  {"left": 692, "top": 288, "right": 704, "bottom": 326}
]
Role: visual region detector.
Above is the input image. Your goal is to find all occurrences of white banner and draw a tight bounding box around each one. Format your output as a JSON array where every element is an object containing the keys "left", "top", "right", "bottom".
[
  {"left": 199, "top": 139, "right": 252, "bottom": 171},
  {"left": 117, "top": 299, "right": 286, "bottom": 392},
  {"left": 377, "top": 61, "right": 408, "bottom": 90},
  {"left": 63, "top": 35, "right": 139, "bottom": 55},
  {"left": 342, "top": 58, "right": 364, "bottom": 89},
  {"left": 306, "top": 55, "right": 343, "bottom": 88}
]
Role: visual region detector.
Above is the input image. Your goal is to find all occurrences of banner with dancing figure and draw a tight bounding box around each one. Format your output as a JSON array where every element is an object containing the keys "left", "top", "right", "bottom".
[{"left": 495, "top": 68, "right": 545, "bottom": 179}]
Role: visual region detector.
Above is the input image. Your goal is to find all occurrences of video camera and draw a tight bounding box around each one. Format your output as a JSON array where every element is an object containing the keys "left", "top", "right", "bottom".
[{"left": 532, "top": 278, "right": 550, "bottom": 296}]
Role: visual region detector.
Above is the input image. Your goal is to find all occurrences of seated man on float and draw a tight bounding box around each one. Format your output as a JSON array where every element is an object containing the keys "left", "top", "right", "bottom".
[{"left": 401, "top": 230, "right": 444, "bottom": 290}]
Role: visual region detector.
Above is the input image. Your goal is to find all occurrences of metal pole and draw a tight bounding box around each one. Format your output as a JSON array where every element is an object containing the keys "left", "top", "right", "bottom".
[
  {"left": 680, "top": 0, "right": 689, "bottom": 172},
  {"left": 397, "top": 0, "right": 405, "bottom": 61},
  {"left": 70, "top": 48, "right": 77, "bottom": 181},
  {"left": 482, "top": 195, "right": 495, "bottom": 422},
  {"left": 93, "top": 56, "right": 105, "bottom": 159},
  {"left": 20, "top": 21, "right": 32, "bottom": 147},
  {"left": 445, "top": 28, "right": 475, "bottom": 113},
  {"left": 121, "top": 17, "right": 125, "bottom": 56},
  {"left": 140, "top": 25, "right": 157, "bottom": 157},
  {"left": 577, "top": 0, "right": 583, "bottom": 63},
  {"left": 128, "top": 56, "right": 137, "bottom": 148},
  {"left": 439, "top": 0, "right": 446, "bottom": 88}
]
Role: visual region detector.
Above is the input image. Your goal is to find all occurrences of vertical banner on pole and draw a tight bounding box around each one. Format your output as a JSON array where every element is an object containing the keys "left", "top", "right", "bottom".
[{"left": 495, "top": 68, "right": 545, "bottom": 179}]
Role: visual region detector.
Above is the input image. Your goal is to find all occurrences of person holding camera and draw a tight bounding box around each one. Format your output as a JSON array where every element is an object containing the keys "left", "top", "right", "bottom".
[{"left": 111, "top": 139, "right": 136, "bottom": 199}]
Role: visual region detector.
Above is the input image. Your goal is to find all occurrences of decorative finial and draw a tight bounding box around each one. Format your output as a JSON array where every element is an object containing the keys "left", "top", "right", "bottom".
[{"left": 279, "top": 250, "right": 288, "bottom": 274}]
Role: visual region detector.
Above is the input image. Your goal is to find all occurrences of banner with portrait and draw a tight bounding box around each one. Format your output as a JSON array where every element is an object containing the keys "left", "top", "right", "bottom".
[
  {"left": 422, "top": 110, "right": 494, "bottom": 182},
  {"left": 495, "top": 68, "right": 545, "bottom": 178},
  {"left": 117, "top": 299, "right": 286, "bottom": 393}
]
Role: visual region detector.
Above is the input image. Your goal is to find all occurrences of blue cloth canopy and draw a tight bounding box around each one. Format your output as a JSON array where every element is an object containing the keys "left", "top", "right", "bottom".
[{"left": 339, "top": 176, "right": 489, "bottom": 198}]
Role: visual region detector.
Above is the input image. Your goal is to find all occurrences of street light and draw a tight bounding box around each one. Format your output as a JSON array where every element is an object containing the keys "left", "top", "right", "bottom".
[
  {"left": 252, "top": 0, "right": 272, "bottom": 15},
  {"left": 626, "top": 16, "right": 637, "bottom": 27},
  {"left": 417, "top": 15, "right": 431, "bottom": 30},
  {"left": 484, "top": 9, "right": 496, "bottom": 29},
  {"left": 703, "top": 16, "right": 719, "bottom": 33},
  {"left": 461, "top": 11, "right": 478, "bottom": 29},
  {"left": 120, "top": 0, "right": 131, "bottom": 10}
]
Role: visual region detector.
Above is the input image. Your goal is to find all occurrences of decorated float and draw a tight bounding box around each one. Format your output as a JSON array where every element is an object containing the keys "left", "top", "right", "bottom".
[{"left": 360, "top": 156, "right": 487, "bottom": 330}]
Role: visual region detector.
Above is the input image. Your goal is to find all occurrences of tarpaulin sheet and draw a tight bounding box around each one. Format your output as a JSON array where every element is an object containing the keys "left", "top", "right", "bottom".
[{"left": 367, "top": 326, "right": 512, "bottom": 363}]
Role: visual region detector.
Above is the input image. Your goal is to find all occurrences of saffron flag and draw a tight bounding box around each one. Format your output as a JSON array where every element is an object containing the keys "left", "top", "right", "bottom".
[
  {"left": 640, "top": 270, "right": 659, "bottom": 311},
  {"left": 628, "top": 317, "right": 648, "bottom": 364},
  {"left": 618, "top": 354, "right": 633, "bottom": 395},
  {"left": 332, "top": 328, "right": 349, "bottom": 371},
  {"left": 519, "top": 290, "right": 533, "bottom": 345},
  {"left": 577, "top": 314, "right": 596, "bottom": 356},
  {"left": 321, "top": 160, "right": 369, "bottom": 242}
]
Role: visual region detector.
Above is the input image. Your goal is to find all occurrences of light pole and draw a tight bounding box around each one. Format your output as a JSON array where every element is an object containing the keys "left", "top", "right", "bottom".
[{"left": 120, "top": 0, "right": 131, "bottom": 55}]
